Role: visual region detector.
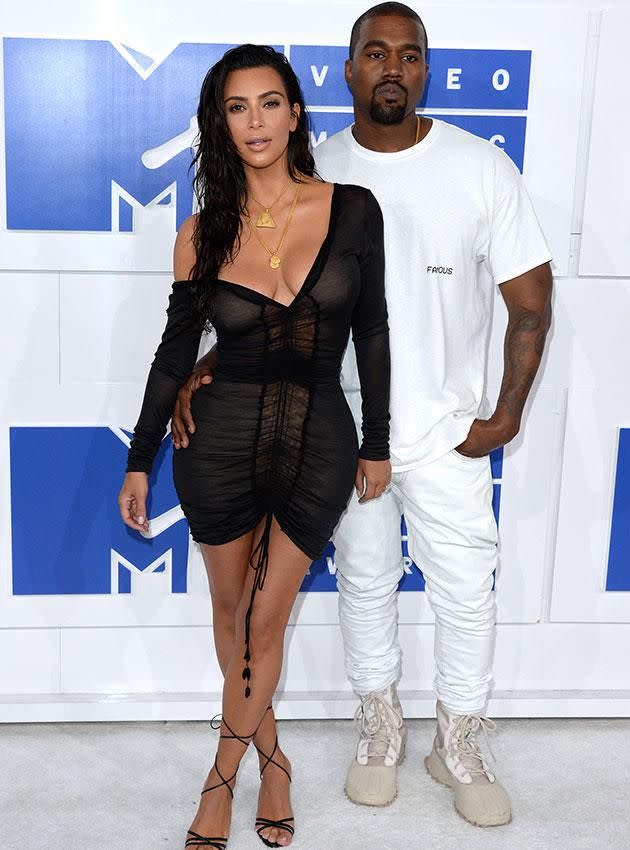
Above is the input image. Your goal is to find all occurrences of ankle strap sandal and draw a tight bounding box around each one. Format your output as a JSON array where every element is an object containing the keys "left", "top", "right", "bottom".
[
  {"left": 185, "top": 716, "right": 257, "bottom": 849},
  {"left": 254, "top": 722, "right": 295, "bottom": 848}
]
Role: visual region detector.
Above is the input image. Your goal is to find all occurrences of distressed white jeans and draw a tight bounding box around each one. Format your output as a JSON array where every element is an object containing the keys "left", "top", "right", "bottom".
[{"left": 333, "top": 448, "right": 498, "bottom": 715}]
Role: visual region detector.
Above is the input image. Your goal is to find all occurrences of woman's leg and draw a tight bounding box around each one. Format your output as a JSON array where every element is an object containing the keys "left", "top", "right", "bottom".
[
  {"left": 199, "top": 536, "right": 279, "bottom": 765},
  {"left": 200, "top": 534, "right": 253, "bottom": 674},
  {"left": 199, "top": 534, "right": 292, "bottom": 840},
  {"left": 189, "top": 517, "right": 311, "bottom": 847},
  {"left": 186, "top": 534, "right": 254, "bottom": 848},
  {"left": 235, "top": 519, "right": 312, "bottom": 847}
]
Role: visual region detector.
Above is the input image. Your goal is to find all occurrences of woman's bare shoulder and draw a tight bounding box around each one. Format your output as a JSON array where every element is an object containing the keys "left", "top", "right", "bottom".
[
  {"left": 173, "top": 214, "right": 198, "bottom": 281},
  {"left": 301, "top": 177, "right": 333, "bottom": 191},
  {"left": 300, "top": 178, "right": 335, "bottom": 208}
]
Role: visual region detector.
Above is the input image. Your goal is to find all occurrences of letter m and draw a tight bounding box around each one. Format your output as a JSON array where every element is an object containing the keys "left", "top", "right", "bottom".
[
  {"left": 111, "top": 549, "right": 175, "bottom": 595},
  {"left": 3, "top": 38, "right": 229, "bottom": 231}
]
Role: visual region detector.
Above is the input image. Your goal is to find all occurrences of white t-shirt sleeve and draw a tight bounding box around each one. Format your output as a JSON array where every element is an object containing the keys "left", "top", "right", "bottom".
[
  {"left": 486, "top": 149, "right": 552, "bottom": 285},
  {"left": 313, "top": 147, "right": 327, "bottom": 179}
]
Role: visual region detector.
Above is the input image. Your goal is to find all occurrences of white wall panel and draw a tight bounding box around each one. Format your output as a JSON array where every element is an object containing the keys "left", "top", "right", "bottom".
[
  {"left": 59, "top": 273, "right": 175, "bottom": 383},
  {"left": 48, "top": 622, "right": 630, "bottom": 700},
  {"left": 572, "top": 279, "right": 629, "bottom": 379},
  {"left": 580, "top": 8, "right": 630, "bottom": 276},
  {"left": 60, "top": 626, "right": 222, "bottom": 694},
  {"left": 491, "top": 623, "right": 630, "bottom": 691},
  {"left": 0, "top": 629, "right": 60, "bottom": 694},
  {"left": 551, "top": 387, "right": 630, "bottom": 622},
  {"left": 0, "top": 272, "right": 59, "bottom": 383},
  {"left": 535, "top": 278, "right": 630, "bottom": 387},
  {"left": 543, "top": 280, "right": 630, "bottom": 621}
]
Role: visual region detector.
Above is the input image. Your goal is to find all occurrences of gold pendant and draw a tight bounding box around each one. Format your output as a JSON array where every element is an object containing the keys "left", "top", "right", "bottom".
[
  {"left": 269, "top": 254, "right": 281, "bottom": 269},
  {"left": 255, "top": 209, "right": 275, "bottom": 228}
]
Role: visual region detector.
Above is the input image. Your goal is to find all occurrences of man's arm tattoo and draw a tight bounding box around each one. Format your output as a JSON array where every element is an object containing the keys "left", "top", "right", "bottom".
[{"left": 496, "top": 299, "right": 552, "bottom": 422}]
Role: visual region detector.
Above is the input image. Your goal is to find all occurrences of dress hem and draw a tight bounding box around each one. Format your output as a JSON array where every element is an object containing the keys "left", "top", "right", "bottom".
[{"left": 189, "top": 510, "right": 322, "bottom": 563}]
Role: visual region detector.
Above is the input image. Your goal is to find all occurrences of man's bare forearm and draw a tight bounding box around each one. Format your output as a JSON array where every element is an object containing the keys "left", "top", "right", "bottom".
[
  {"left": 194, "top": 344, "right": 217, "bottom": 372},
  {"left": 495, "top": 265, "right": 552, "bottom": 428}
]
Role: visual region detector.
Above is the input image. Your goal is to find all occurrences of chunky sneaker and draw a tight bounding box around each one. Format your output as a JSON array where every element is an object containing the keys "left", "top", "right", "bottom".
[
  {"left": 425, "top": 700, "right": 511, "bottom": 827},
  {"left": 345, "top": 684, "right": 406, "bottom": 807}
]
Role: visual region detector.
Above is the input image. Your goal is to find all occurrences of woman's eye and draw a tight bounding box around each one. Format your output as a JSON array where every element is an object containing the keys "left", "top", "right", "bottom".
[
  {"left": 264, "top": 100, "right": 280, "bottom": 108},
  {"left": 229, "top": 104, "right": 245, "bottom": 112}
]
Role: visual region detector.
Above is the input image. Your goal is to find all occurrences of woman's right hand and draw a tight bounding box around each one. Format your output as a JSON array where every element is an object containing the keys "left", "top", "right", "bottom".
[{"left": 118, "top": 472, "right": 149, "bottom": 532}]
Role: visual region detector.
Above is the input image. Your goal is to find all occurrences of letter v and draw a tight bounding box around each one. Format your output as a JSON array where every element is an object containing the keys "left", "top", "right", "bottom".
[{"left": 311, "top": 65, "right": 329, "bottom": 87}]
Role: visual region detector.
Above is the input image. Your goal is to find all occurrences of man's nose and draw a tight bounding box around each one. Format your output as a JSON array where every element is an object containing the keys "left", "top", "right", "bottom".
[{"left": 383, "top": 58, "right": 403, "bottom": 78}]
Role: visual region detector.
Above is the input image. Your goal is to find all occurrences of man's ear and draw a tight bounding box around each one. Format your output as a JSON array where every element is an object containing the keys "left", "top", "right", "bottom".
[{"left": 345, "top": 58, "right": 353, "bottom": 87}]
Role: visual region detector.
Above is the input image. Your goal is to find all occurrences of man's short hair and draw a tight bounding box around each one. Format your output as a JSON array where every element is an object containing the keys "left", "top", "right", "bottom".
[{"left": 349, "top": 2, "right": 428, "bottom": 59}]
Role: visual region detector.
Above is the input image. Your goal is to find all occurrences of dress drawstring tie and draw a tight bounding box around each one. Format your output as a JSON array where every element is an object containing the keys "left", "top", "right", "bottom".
[{"left": 242, "top": 511, "right": 274, "bottom": 698}]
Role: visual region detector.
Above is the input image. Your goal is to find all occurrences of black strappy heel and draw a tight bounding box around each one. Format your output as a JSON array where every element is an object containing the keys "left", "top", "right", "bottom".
[
  {"left": 185, "top": 716, "right": 256, "bottom": 849},
  {"left": 255, "top": 815, "right": 295, "bottom": 849},
  {"left": 254, "top": 714, "right": 295, "bottom": 848}
]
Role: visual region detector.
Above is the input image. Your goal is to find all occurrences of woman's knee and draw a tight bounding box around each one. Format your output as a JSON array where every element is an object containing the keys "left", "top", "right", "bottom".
[
  {"left": 242, "top": 603, "right": 288, "bottom": 657},
  {"left": 212, "top": 589, "right": 241, "bottom": 625}
]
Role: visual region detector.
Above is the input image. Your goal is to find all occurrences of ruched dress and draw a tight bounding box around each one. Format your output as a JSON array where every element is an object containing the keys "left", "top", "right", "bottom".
[{"left": 126, "top": 183, "right": 390, "bottom": 695}]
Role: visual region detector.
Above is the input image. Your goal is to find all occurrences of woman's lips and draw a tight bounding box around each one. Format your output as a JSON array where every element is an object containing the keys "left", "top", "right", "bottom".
[{"left": 246, "top": 138, "right": 271, "bottom": 151}]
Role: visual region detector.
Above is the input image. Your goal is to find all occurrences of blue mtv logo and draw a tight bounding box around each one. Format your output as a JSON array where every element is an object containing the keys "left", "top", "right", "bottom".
[
  {"left": 292, "top": 46, "right": 531, "bottom": 109},
  {"left": 302, "top": 448, "right": 504, "bottom": 592},
  {"left": 3, "top": 39, "right": 234, "bottom": 232},
  {"left": 301, "top": 46, "right": 530, "bottom": 171},
  {"left": 10, "top": 427, "right": 189, "bottom": 595},
  {"left": 606, "top": 428, "right": 630, "bottom": 591},
  {"left": 4, "top": 40, "right": 531, "bottom": 234}
]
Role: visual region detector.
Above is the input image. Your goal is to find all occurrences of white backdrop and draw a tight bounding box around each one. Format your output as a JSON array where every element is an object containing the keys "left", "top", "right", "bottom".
[{"left": 1, "top": 0, "right": 629, "bottom": 722}]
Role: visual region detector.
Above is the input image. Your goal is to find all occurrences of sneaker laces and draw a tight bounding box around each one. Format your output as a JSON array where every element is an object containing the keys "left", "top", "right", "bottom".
[
  {"left": 354, "top": 692, "right": 403, "bottom": 762},
  {"left": 450, "top": 714, "right": 497, "bottom": 778}
]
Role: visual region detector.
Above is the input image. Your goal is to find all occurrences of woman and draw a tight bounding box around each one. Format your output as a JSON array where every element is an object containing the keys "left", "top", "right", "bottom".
[{"left": 118, "top": 44, "right": 390, "bottom": 849}]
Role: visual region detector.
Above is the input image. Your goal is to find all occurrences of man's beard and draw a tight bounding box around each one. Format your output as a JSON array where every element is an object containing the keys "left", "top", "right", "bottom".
[{"left": 369, "top": 90, "right": 408, "bottom": 125}]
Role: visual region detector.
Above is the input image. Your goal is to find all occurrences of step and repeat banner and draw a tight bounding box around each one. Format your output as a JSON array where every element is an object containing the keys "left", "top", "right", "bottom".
[{"left": 0, "top": 1, "right": 628, "bottom": 707}]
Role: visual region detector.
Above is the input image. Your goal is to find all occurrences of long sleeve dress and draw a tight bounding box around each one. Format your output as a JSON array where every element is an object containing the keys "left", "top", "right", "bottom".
[{"left": 126, "top": 183, "right": 390, "bottom": 695}]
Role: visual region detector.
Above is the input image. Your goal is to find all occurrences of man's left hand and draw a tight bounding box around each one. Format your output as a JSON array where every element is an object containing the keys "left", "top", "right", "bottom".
[{"left": 454, "top": 414, "right": 520, "bottom": 458}]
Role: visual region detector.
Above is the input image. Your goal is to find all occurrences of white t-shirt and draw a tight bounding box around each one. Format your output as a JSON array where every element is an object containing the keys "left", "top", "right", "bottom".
[{"left": 314, "top": 119, "right": 552, "bottom": 470}]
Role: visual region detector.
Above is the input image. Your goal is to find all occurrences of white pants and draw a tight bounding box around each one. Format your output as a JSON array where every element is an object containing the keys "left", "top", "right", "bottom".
[{"left": 333, "top": 448, "right": 498, "bottom": 715}]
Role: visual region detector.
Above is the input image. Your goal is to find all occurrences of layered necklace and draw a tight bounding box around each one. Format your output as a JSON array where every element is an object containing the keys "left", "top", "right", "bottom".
[
  {"left": 246, "top": 183, "right": 301, "bottom": 270},
  {"left": 248, "top": 180, "right": 293, "bottom": 228}
]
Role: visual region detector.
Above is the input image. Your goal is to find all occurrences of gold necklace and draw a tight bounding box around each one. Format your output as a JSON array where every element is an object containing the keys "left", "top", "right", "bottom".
[
  {"left": 414, "top": 115, "right": 421, "bottom": 145},
  {"left": 248, "top": 180, "right": 292, "bottom": 229},
  {"left": 246, "top": 184, "right": 302, "bottom": 269}
]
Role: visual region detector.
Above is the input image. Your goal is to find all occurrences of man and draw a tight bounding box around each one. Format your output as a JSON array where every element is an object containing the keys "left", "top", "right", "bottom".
[{"left": 171, "top": 2, "right": 552, "bottom": 827}]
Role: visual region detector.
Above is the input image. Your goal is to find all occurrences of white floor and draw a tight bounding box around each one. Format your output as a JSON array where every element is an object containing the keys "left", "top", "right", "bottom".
[{"left": 2, "top": 718, "right": 629, "bottom": 849}]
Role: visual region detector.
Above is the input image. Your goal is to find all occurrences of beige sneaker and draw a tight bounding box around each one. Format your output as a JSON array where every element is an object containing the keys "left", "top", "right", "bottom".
[
  {"left": 425, "top": 700, "right": 512, "bottom": 827},
  {"left": 345, "top": 684, "right": 406, "bottom": 807}
]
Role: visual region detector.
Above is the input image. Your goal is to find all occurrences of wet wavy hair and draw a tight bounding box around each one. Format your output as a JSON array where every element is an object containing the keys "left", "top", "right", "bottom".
[{"left": 189, "top": 44, "right": 316, "bottom": 329}]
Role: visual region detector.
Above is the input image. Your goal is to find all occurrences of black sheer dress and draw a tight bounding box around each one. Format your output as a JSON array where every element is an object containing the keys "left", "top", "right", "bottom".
[{"left": 127, "top": 184, "right": 390, "bottom": 695}]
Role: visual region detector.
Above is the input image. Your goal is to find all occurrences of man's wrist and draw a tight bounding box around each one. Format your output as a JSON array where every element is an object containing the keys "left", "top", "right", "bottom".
[
  {"left": 193, "top": 350, "right": 217, "bottom": 373},
  {"left": 488, "top": 407, "right": 520, "bottom": 440}
]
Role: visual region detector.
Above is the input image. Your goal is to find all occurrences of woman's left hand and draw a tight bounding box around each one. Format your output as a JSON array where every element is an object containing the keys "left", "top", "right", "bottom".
[{"left": 355, "top": 458, "right": 392, "bottom": 504}]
